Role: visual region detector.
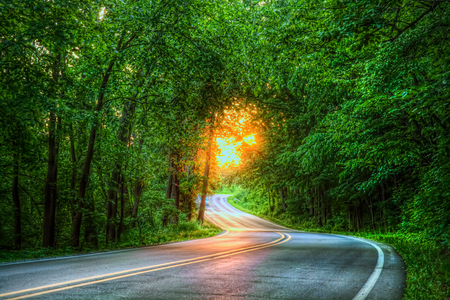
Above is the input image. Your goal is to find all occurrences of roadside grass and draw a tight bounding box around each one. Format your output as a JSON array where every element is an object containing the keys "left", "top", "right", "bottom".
[
  {"left": 215, "top": 187, "right": 234, "bottom": 194},
  {"left": 0, "top": 221, "right": 222, "bottom": 264},
  {"left": 226, "top": 195, "right": 450, "bottom": 300}
]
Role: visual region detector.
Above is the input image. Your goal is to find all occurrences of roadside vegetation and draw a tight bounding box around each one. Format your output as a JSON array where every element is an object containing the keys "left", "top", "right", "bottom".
[
  {"left": 0, "top": 221, "right": 220, "bottom": 263},
  {"left": 222, "top": 187, "right": 449, "bottom": 299}
]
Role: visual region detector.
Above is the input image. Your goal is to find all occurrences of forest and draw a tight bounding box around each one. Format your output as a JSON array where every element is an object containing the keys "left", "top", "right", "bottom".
[{"left": 1, "top": 0, "right": 449, "bottom": 298}]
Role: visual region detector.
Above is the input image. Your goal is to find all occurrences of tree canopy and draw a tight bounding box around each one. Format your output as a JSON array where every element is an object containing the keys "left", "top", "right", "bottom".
[{"left": 1, "top": 0, "right": 449, "bottom": 253}]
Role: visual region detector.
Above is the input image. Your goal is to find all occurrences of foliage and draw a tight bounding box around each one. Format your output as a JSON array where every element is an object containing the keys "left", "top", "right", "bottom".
[
  {"left": 226, "top": 0, "right": 450, "bottom": 247},
  {"left": 1, "top": 0, "right": 449, "bottom": 297},
  {"left": 0, "top": 0, "right": 234, "bottom": 252},
  {"left": 227, "top": 193, "right": 450, "bottom": 299}
]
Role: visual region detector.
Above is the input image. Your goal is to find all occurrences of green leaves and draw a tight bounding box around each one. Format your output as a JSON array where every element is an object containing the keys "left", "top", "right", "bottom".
[
  {"left": 224, "top": 0, "right": 450, "bottom": 246},
  {"left": 1, "top": 0, "right": 449, "bottom": 255}
]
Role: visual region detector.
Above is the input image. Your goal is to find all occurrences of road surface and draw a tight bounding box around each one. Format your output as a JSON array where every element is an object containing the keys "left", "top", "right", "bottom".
[{"left": 0, "top": 194, "right": 405, "bottom": 299}]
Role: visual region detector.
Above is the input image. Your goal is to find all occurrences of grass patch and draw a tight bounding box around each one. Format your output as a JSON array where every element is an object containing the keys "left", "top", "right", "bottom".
[
  {"left": 227, "top": 195, "right": 450, "bottom": 300},
  {"left": 214, "top": 187, "right": 234, "bottom": 194},
  {"left": 0, "top": 220, "right": 222, "bottom": 264}
]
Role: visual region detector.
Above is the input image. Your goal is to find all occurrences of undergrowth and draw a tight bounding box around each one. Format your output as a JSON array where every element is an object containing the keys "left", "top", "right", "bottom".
[{"left": 0, "top": 221, "right": 221, "bottom": 264}]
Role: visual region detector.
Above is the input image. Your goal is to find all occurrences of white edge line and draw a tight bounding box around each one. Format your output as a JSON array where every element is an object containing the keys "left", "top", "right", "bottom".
[
  {"left": 344, "top": 236, "right": 384, "bottom": 300},
  {"left": 216, "top": 194, "right": 384, "bottom": 300}
]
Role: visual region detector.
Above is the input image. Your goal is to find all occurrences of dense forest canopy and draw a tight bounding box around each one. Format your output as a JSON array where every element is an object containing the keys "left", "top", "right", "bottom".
[
  {"left": 231, "top": 0, "right": 450, "bottom": 246},
  {"left": 1, "top": 0, "right": 449, "bottom": 255}
]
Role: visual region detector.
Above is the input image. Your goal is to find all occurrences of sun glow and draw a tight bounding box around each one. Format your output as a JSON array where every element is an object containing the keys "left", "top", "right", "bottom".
[
  {"left": 215, "top": 106, "right": 258, "bottom": 168},
  {"left": 243, "top": 133, "right": 256, "bottom": 145},
  {"left": 216, "top": 137, "right": 242, "bottom": 166}
]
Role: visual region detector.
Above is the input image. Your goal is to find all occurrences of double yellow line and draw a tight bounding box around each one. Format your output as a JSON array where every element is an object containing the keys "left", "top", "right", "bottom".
[{"left": 1, "top": 231, "right": 291, "bottom": 300}]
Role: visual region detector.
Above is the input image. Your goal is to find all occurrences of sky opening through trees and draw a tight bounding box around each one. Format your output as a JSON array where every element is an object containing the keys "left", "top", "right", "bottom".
[{"left": 215, "top": 105, "right": 259, "bottom": 168}]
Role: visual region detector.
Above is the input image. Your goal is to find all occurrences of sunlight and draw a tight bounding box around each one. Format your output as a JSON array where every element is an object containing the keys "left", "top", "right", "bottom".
[
  {"left": 216, "top": 137, "right": 241, "bottom": 167},
  {"left": 215, "top": 107, "right": 258, "bottom": 169},
  {"left": 243, "top": 134, "right": 256, "bottom": 145}
]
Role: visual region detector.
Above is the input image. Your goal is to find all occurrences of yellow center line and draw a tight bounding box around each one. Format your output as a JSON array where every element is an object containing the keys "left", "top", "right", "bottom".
[
  {"left": 3, "top": 232, "right": 290, "bottom": 300},
  {"left": 7, "top": 233, "right": 290, "bottom": 300},
  {"left": 0, "top": 230, "right": 229, "bottom": 299}
]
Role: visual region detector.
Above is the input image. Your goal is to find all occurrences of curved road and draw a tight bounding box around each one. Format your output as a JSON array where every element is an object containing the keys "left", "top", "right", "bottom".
[{"left": 0, "top": 194, "right": 405, "bottom": 299}]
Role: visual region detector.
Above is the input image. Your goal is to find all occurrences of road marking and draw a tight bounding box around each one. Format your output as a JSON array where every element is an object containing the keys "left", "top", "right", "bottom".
[
  {"left": 212, "top": 197, "right": 273, "bottom": 230},
  {"left": 2, "top": 232, "right": 290, "bottom": 299},
  {"left": 209, "top": 208, "right": 252, "bottom": 230},
  {"left": 205, "top": 213, "right": 229, "bottom": 229},
  {"left": 348, "top": 237, "right": 385, "bottom": 300},
  {"left": 216, "top": 195, "right": 385, "bottom": 299},
  {"left": 0, "top": 230, "right": 229, "bottom": 298}
]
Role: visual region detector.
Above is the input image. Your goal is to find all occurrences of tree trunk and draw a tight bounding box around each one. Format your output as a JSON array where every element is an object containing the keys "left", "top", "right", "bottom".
[
  {"left": 355, "top": 199, "right": 363, "bottom": 231},
  {"left": 308, "top": 189, "right": 314, "bottom": 216},
  {"left": 166, "top": 150, "right": 180, "bottom": 224},
  {"left": 268, "top": 187, "right": 273, "bottom": 212},
  {"left": 71, "top": 120, "right": 95, "bottom": 248},
  {"left": 163, "top": 168, "right": 173, "bottom": 227},
  {"left": 171, "top": 173, "right": 180, "bottom": 224},
  {"left": 316, "top": 188, "right": 322, "bottom": 227},
  {"left": 173, "top": 174, "right": 180, "bottom": 210},
  {"left": 197, "top": 164, "right": 210, "bottom": 223},
  {"left": 43, "top": 112, "right": 59, "bottom": 248},
  {"left": 107, "top": 169, "right": 120, "bottom": 242},
  {"left": 106, "top": 98, "right": 137, "bottom": 234},
  {"left": 198, "top": 122, "right": 214, "bottom": 223},
  {"left": 347, "top": 208, "right": 352, "bottom": 231},
  {"left": 43, "top": 54, "right": 62, "bottom": 248},
  {"left": 72, "top": 58, "right": 116, "bottom": 248},
  {"left": 84, "top": 190, "right": 98, "bottom": 247},
  {"left": 381, "top": 183, "right": 388, "bottom": 229},
  {"left": 131, "top": 178, "right": 143, "bottom": 227},
  {"left": 187, "top": 163, "right": 197, "bottom": 221},
  {"left": 166, "top": 173, "right": 173, "bottom": 199},
  {"left": 366, "top": 196, "right": 375, "bottom": 230},
  {"left": 69, "top": 123, "right": 77, "bottom": 222},
  {"left": 328, "top": 204, "right": 332, "bottom": 224},
  {"left": 188, "top": 192, "right": 195, "bottom": 221},
  {"left": 131, "top": 138, "right": 145, "bottom": 227},
  {"left": 12, "top": 151, "right": 21, "bottom": 250},
  {"left": 321, "top": 190, "right": 326, "bottom": 226},
  {"left": 117, "top": 175, "right": 125, "bottom": 241},
  {"left": 279, "top": 188, "right": 287, "bottom": 211}
]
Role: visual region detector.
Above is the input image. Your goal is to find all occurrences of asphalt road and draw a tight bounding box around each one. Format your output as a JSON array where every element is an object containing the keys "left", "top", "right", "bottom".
[{"left": 0, "top": 194, "right": 405, "bottom": 299}]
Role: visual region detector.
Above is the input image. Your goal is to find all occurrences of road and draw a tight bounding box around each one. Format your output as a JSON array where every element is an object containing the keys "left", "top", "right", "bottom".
[{"left": 0, "top": 194, "right": 405, "bottom": 299}]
